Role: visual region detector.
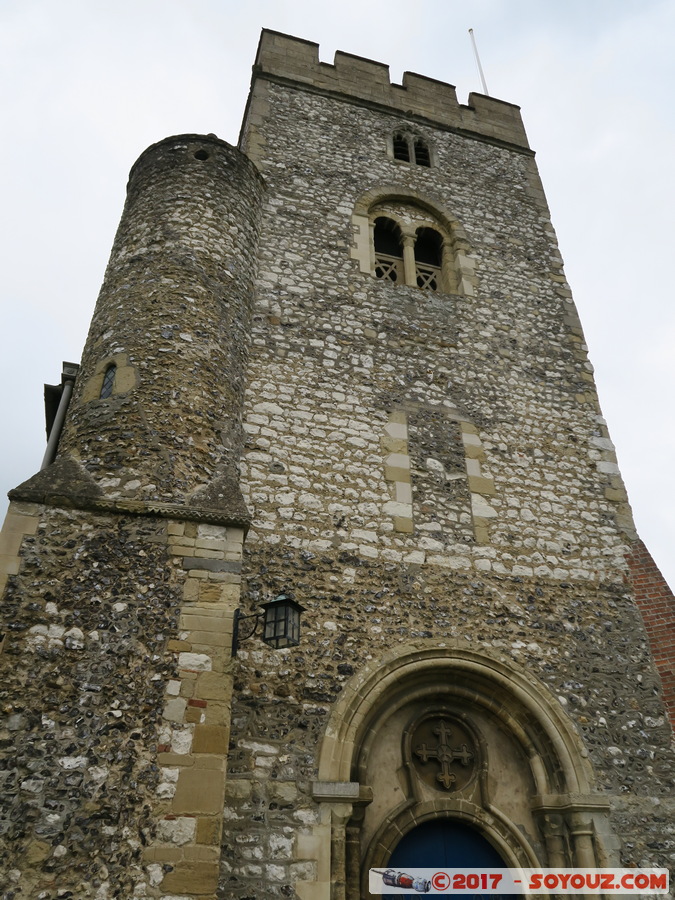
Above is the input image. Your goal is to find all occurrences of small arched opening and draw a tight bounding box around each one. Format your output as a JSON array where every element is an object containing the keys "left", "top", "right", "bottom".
[
  {"left": 373, "top": 217, "right": 404, "bottom": 283},
  {"left": 99, "top": 363, "right": 117, "bottom": 399},
  {"left": 414, "top": 226, "right": 444, "bottom": 290}
]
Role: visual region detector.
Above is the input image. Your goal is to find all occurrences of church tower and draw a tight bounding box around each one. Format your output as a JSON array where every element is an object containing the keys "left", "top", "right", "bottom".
[{"left": 1, "top": 30, "right": 673, "bottom": 899}]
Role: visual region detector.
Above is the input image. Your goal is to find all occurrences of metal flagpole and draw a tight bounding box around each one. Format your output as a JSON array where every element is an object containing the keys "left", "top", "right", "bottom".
[{"left": 468, "top": 28, "right": 490, "bottom": 96}]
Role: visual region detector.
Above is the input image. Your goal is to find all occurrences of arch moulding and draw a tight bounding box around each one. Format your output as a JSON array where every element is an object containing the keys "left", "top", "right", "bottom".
[
  {"left": 350, "top": 184, "right": 478, "bottom": 296},
  {"left": 296, "top": 642, "right": 618, "bottom": 900}
]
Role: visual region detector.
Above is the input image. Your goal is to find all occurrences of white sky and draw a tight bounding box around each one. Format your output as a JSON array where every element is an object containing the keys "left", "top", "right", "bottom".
[{"left": 1, "top": 0, "right": 674, "bottom": 588}]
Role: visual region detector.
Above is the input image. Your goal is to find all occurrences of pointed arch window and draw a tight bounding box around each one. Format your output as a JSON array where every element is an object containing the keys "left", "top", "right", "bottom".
[
  {"left": 100, "top": 364, "right": 116, "bottom": 399},
  {"left": 390, "top": 132, "right": 432, "bottom": 167},
  {"left": 392, "top": 132, "right": 411, "bottom": 162},
  {"left": 413, "top": 138, "right": 431, "bottom": 167}
]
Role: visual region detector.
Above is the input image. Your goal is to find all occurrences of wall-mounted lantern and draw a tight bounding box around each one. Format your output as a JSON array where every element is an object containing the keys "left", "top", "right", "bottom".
[{"left": 232, "top": 592, "right": 305, "bottom": 656}]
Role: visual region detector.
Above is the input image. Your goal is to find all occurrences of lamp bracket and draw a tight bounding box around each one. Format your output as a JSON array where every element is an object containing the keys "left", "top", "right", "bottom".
[{"left": 231, "top": 608, "right": 263, "bottom": 656}]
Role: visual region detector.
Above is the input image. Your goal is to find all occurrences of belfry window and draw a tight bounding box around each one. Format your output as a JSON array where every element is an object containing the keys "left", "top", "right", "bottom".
[
  {"left": 392, "top": 132, "right": 411, "bottom": 162},
  {"left": 414, "top": 227, "right": 443, "bottom": 290},
  {"left": 390, "top": 132, "right": 432, "bottom": 167},
  {"left": 100, "top": 364, "right": 116, "bottom": 399},
  {"left": 374, "top": 217, "right": 404, "bottom": 283},
  {"left": 413, "top": 138, "right": 431, "bottom": 167},
  {"left": 351, "top": 193, "right": 472, "bottom": 297},
  {"left": 372, "top": 216, "right": 449, "bottom": 293}
]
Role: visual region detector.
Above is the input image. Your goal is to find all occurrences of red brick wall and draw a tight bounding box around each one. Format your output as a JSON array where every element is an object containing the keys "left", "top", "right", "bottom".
[{"left": 626, "top": 539, "right": 675, "bottom": 733}]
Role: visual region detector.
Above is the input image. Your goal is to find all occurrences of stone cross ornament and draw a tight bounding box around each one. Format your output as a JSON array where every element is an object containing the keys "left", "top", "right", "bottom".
[{"left": 413, "top": 719, "right": 475, "bottom": 790}]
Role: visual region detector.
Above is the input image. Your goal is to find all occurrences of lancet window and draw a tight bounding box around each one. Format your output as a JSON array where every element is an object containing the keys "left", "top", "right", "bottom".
[
  {"left": 100, "top": 364, "right": 116, "bottom": 399},
  {"left": 391, "top": 131, "right": 432, "bottom": 167}
]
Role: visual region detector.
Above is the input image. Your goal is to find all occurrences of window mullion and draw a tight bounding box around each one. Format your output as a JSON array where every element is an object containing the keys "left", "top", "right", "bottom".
[{"left": 402, "top": 234, "right": 417, "bottom": 287}]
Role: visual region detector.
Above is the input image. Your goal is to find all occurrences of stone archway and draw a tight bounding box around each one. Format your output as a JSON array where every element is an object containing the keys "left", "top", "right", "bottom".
[
  {"left": 350, "top": 183, "right": 479, "bottom": 297},
  {"left": 303, "top": 641, "right": 616, "bottom": 900}
]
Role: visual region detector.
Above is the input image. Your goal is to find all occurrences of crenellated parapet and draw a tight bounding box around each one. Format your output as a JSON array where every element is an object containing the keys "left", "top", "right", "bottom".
[{"left": 253, "top": 29, "right": 530, "bottom": 149}]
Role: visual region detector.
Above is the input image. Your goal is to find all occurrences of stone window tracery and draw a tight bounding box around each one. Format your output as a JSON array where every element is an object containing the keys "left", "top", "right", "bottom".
[{"left": 391, "top": 131, "right": 432, "bottom": 167}]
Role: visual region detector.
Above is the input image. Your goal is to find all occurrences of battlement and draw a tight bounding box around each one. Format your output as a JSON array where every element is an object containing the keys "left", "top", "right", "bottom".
[{"left": 254, "top": 29, "right": 530, "bottom": 150}]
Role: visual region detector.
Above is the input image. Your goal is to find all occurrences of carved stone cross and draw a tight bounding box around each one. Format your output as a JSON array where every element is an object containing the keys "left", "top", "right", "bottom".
[{"left": 414, "top": 720, "right": 474, "bottom": 789}]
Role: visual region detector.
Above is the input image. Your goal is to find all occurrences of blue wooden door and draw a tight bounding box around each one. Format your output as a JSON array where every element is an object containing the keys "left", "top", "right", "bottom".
[{"left": 382, "top": 818, "right": 510, "bottom": 899}]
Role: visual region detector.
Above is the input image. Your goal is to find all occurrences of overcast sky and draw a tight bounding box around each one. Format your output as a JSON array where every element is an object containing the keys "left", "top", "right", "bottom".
[{"left": 1, "top": 0, "right": 674, "bottom": 588}]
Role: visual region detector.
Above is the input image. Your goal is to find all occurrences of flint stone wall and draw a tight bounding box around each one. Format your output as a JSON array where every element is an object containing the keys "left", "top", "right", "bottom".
[
  {"left": 0, "top": 506, "right": 183, "bottom": 898},
  {"left": 221, "top": 73, "right": 675, "bottom": 896}
]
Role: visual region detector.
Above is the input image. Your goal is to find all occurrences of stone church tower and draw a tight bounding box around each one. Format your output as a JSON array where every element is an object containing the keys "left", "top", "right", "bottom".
[{"left": 1, "top": 29, "right": 673, "bottom": 900}]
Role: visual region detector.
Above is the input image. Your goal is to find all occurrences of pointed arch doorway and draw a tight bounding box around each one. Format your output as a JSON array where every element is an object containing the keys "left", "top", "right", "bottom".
[{"left": 383, "top": 818, "right": 509, "bottom": 900}]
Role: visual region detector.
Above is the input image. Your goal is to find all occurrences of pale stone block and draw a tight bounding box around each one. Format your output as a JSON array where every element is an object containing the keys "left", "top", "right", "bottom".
[
  {"left": 403, "top": 550, "right": 425, "bottom": 564},
  {"left": 160, "top": 860, "right": 220, "bottom": 894},
  {"left": 350, "top": 212, "right": 371, "bottom": 273},
  {"left": 359, "top": 545, "right": 379, "bottom": 559},
  {"left": 296, "top": 882, "right": 330, "bottom": 900},
  {"left": 383, "top": 500, "right": 412, "bottom": 517},
  {"left": 189, "top": 630, "right": 230, "bottom": 648},
  {"left": 194, "top": 537, "right": 226, "bottom": 551},
  {"left": 384, "top": 466, "right": 411, "bottom": 483},
  {"left": 0, "top": 557, "right": 20, "bottom": 576},
  {"left": 171, "top": 769, "right": 225, "bottom": 815},
  {"left": 590, "top": 436, "right": 615, "bottom": 451},
  {"left": 419, "top": 536, "right": 444, "bottom": 552},
  {"left": 425, "top": 555, "right": 453, "bottom": 568},
  {"left": 381, "top": 434, "right": 408, "bottom": 453},
  {"left": 471, "top": 493, "right": 497, "bottom": 518},
  {"left": 178, "top": 653, "right": 212, "bottom": 671},
  {"left": 465, "top": 457, "right": 481, "bottom": 476},
  {"left": 468, "top": 474, "right": 495, "bottom": 495},
  {"left": 192, "top": 725, "right": 229, "bottom": 754},
  {"left": 164, "top": 698, "right": 187, "bottom": 723},
  {"left": 464, "top": 442, "right": 486, "bottom": 460},
  {"left": 385, "top": 452, "right": 410, "bottom": 469},
  {"left": 393, "top": 517, "right": 413, "bottom": 533},
  {"left": 462, "top": 423, "right": 482, "bottom": 447},
  {"left": 180, "top": 615, "right": 230, "bottom": 633},
  {"left": 226, "top": 527, "right": 245, "bottom": 544},
  {"left": 195, "top": 672, "right": 232, "bottom": 702},
  {"left": 156, "top": 816, "right": 196, "bottom": 846},
  {"left": 384, "top": 421, "right": 408, "bottom": 440},
  {"left": 395, "top": 482, "right": 412, "bottom": 503}
]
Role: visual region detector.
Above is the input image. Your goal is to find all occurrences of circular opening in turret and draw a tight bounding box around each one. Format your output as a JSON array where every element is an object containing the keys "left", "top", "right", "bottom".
[{"left": 194, "top": 149, "right": 209, "bottom": 161}]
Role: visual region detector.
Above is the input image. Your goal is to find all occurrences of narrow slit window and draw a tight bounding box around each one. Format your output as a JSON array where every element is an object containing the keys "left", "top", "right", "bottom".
[
  {"left": 100, "top": 364, "right": 116, "bottom": 399},
  {"left": 392, "top": 133, "right": 410, "bottom": 162},
  {"left": 414, "top": 228, "right": 443, "bottom": 291},
  {"left": 374, "top": 217, "right": 404, "bottom": 283},
  {"left": 413, "top": 139, "right": 431, "bottom": 167}
]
